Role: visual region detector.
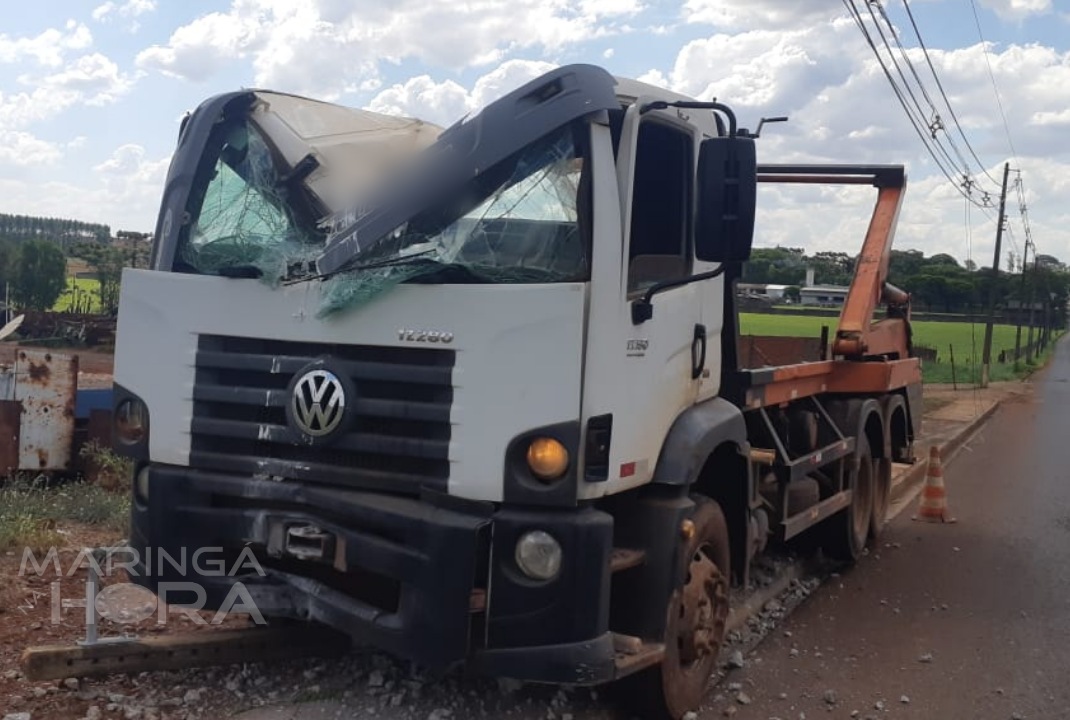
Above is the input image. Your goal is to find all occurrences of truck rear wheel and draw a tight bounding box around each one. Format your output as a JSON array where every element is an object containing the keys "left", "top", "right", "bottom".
[
  {"left": 633, "top": 495, "right": 731, "bottom": 720},
  {"left": 824, "top": 435, "right": 874, "bottom": 562},
  {"left": 870, "top": 455, "right": 892, "bottom": 541}
]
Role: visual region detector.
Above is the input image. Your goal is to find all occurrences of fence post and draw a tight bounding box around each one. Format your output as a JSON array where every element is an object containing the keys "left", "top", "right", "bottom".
[{"left": 949, "top": 343, "right": 958, "bottom": 391}]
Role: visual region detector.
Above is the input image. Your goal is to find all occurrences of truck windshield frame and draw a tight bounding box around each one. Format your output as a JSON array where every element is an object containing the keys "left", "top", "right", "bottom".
[
  {"left": 173, "top": 116, "right": 324, "bottom": 277},
  {"left": 173, "top": 113, "right": 592, "bottom": 290}
]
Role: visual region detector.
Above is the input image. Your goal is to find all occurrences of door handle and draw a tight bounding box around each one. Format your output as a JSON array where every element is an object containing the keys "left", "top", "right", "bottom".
[{"left": 691, "top": 324, "right": 707, "bottom": 380}]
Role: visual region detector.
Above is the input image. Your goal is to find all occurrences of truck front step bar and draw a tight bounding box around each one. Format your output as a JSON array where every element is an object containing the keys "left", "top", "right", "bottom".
[{"left": 20, "top": 625, "right": 349, "bottom": 682}]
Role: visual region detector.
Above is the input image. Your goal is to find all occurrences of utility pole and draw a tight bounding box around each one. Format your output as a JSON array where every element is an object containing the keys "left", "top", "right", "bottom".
[
  {"left": 981, "top": 162, "right": 1011, "bottom": 388},
  {"left": 1026, "top": 252, "right": 1038, "bottom": 363},
  {"left": 1013, "top": 239, "right": 1031, "bottom": 368}
]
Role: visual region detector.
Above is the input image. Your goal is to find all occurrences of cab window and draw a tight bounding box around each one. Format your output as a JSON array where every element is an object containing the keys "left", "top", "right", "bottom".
[{"left": 627, "top": 121, "right": 693, "bottom": 293}]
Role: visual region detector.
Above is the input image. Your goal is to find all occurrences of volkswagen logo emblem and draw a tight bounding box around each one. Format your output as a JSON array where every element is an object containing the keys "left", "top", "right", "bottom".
[{"left": 290, "top": 369, "right": 347, "bottom": 437}]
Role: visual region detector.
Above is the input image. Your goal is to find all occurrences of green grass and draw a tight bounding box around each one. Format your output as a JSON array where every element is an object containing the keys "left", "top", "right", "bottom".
[
  {"left": 740, "top": 312, "right": 1058, "bottom": 384},
  {"left": 53, "top": 277, "right": 102, "bottom": 313},
  {"left": 0, "top": 476, "right": 130, "bottom": 551}
]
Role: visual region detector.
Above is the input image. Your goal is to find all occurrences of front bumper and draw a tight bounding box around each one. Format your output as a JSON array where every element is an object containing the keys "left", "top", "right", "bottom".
[{"left": 129, "top": 467, "right": 615, "bottom": 683}]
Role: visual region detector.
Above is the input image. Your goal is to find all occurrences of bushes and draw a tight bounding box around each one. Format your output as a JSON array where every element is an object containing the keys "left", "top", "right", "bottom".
[{"left": 0, "top": 473, "right": 130, "bottom": 551}]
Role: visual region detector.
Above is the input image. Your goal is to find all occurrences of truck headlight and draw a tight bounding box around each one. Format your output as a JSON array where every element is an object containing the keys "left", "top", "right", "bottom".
[
  {"left": 526, "top": 438, "right": 569, "bottom": 482},
  {"left": 115, "top": 398, "right": 148, "bottom": 445},
  {"left": 514, "top": 530, "right": 562, "bottom": 581}
]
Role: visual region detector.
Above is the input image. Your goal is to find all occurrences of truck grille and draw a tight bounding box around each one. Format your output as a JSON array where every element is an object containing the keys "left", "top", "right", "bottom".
[{"left": 189, "top": 335, "right": 454, "bottom": 494}]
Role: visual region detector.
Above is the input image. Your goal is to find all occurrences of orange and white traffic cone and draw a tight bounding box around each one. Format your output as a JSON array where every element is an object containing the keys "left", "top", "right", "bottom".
[{"left": 913, "top": 445, "right": 956, "bottom": 523}]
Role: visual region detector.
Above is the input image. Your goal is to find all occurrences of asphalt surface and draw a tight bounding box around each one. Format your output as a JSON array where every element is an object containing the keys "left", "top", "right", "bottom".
[{"left": 714, "top": 342, "right": 1070, "bottom": 720}]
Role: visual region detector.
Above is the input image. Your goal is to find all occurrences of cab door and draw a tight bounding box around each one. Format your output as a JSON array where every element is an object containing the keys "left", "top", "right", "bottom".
[{"left": 579, "top": 102, "right": 707, "bottom": 498}]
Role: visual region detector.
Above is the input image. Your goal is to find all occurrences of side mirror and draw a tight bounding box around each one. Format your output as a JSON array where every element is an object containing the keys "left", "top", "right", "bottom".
[{"left": 695, "top": 136, "right": 756, "bottom": 263}]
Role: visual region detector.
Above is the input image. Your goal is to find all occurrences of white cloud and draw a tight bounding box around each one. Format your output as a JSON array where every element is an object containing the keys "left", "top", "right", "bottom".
[
  {"left": 367, "top": 60, "right": 557, "bottom": 125},
  {"left": 94, "top": 143, "right": 154, "bottom": 175},
  {"left": 368, "top": 76, "right": 470, "bottom": 125},
  {"left": 980, "top": 0, "right": 1051, "bottom": 21},
  {"left": 135, "top": 0, "right": 640, "bottom": 97},
  {"left": 93, "top": 0, "right": 157, "bottom": 22},
  {"left": 1033, "top": 108, "right": 1070, "bottom": 125},
  {"left": 92, "top": 2, "right": 116, "bottom": 21},
  {"left": 0, "top": 53, "right": 137, "bottom": 130},
  {"left": 0, "top": 88, "right": 80, "bottom": 129},
  {"left": 0, "top": 131, "right": 63, "bottom": 167},
  {"left": 135, "top": 10, "right": 264, "bottom": 83},
  {"left": 580, "top": 0, "right": 642, "bottom": 16},
  {"left": 683, "top": 0, "right": 840, "bottom": 30},
  {"left": 636, "top": 68, "right": 669, "bottom": 86},
  {"left": 0, "top": 23, "right": 92, "bottom": 67},
  {"left": 28, "top": 53, "right": 136, "bottom": 106},
  {"left": 0, "top": 144, "right": 169, "bottom": 230}
]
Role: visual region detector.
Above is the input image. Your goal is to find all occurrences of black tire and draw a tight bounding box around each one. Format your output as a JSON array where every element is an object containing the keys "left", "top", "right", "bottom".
[
  {"left": 870, "top": 455, "right": 892, "bottom": 542},
  {"left": 824, "top": 435, "right": 874, "bottom": 562},
  {"left": 632, "top": 495, "right": 731, "bottom": 720}
]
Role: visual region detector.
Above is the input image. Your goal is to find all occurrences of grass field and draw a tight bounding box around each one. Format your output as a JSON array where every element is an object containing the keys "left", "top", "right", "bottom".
[
  {"left": 52, "top": 277, "right": 102, "bottom": 313},
  {"left": 740, "top": 312, "right": 1056, "bottom": 383}
]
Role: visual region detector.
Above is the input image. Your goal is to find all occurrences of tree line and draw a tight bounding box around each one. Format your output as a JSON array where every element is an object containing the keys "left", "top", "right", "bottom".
[
  {"left": 0, "top": 213, "right": 111, "bottom": 246},
  {"left": 744, "top": 246, "right": 1069, "bottom": 319}
]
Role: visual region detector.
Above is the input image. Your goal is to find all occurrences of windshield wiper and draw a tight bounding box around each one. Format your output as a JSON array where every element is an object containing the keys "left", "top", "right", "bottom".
[{"left": 284, "top": 248, "right": 440, "bottom": 285}]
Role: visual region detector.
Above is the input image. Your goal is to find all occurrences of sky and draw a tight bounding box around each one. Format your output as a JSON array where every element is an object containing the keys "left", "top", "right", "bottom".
[{"left": 1, "top": 0, "right": 1068, "bottom": 268}]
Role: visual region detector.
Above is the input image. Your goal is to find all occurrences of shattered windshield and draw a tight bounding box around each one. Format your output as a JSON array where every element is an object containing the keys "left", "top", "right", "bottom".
[
  {"left": 172, "top": 111, "right": 589, "bottom": 316},
  {"left": 176, "top": 121, "right": 321, "bottom": 278},
  {"left": 318, "top": 124, "right": 589, "bottom": 316}
]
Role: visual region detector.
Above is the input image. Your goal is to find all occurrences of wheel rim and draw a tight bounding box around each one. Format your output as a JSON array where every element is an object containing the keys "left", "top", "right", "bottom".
[{"left": 676, "top": 542, "right": 729, "bottom": 668}]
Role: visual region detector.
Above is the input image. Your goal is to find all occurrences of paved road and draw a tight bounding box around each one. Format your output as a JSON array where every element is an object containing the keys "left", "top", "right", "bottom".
[{"left": 714, "top": 342, "right": 1070, "bottom": 719}]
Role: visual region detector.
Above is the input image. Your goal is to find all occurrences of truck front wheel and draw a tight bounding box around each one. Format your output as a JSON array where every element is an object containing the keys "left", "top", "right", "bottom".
[{"left": 634, "top": 495, "right": 731, "bottom": 719}]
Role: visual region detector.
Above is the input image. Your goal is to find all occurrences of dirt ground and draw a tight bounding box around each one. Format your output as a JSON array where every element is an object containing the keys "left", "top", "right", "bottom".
[
  {"left": 922, "top": 379, "right": 1032, "bottom": 420},
  {"left": 0, "top": 523, "right": 254, "bottom": 720}
]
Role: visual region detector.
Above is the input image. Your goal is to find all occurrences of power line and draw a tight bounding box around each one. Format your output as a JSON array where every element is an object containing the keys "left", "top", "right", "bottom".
[
  {"left": 967, "top": 0, "right": 1019, "bottom": 163},
  {"left": 841, "top": 0, "right": 994, "bottom": 208},
  {"left": 870, "top": 1, "right": 981, "bottom": 185},
  {"left": 899, "top": 0, "right": 1002, "bottom": 188},
  {"left": 1014, "top": 171, "right": 1034, "bottom": 252},
  {"left": 867, "top": 1, "right": 974, "bottom": 179}
]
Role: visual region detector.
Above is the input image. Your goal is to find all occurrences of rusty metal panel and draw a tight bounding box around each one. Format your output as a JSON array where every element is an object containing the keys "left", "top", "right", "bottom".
[
  {"left": 14, "top": 350, "right": 78, "bottom": 471},
  {"left": 0, "top": 399, "right": 21, "bottom": 473},
  {"left": 739, "top": 335, "right": 825, "bottom": 369}
]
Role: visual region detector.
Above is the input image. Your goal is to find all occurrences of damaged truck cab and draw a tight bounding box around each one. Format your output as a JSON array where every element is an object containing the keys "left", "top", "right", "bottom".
[{"left": 115, "top": 65, "right": 921, "bottom": 718}]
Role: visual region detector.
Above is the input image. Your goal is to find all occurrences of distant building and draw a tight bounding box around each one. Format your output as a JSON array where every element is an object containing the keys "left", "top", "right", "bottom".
[
  {"left": 737, "top": 283, "right": 790, "bottom": 301},
  {"left": 799, "top": 285, "right": 849, "bottom": 307}
]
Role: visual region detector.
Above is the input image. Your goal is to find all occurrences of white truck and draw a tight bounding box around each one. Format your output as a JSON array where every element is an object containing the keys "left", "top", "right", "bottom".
[{"left": 113, "top": 65, "right": 921, "bottom": 718}]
